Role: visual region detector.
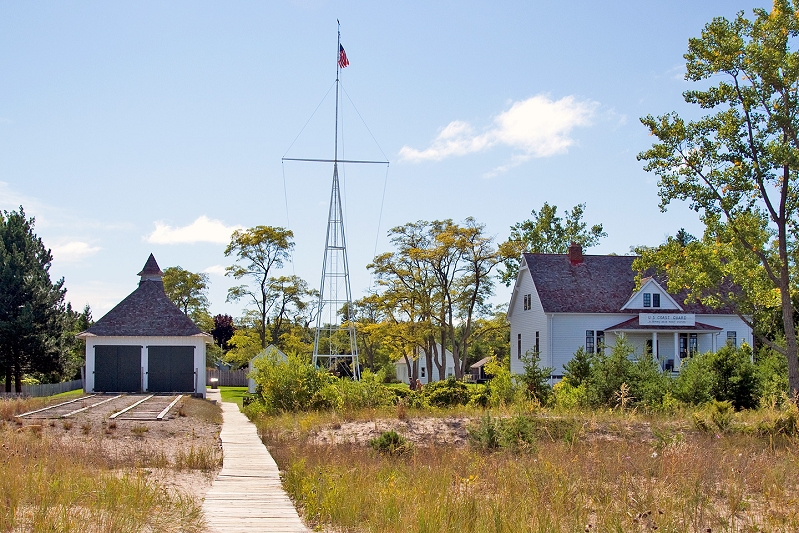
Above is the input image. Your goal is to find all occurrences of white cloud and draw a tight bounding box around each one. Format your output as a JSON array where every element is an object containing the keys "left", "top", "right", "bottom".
[
  {"left": 203, "top": 264, "right": 228, "bottom": 276},
  {"left": 64, "top": 281, "right": 131, "bottom": 315},
  {"left": 146, "top": 216, "right": 243, "bottom": 245},
  {"left": 399, "top": 94, "right": 597, "bottom": 163},
  {"left": 51, "top": 241, "right": 101, "bottom": 262}
]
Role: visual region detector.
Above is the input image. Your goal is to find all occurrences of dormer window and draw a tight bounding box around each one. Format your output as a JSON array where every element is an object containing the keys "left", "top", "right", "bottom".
[
  {"left": 643, "top": 293, "right": 651, "bottom": 307},
  {"left": 523, "top": 294, "right": 531, "bottom": 311},
  {"left": 652, "top": 294, "right": 660, "bottom": 308}
]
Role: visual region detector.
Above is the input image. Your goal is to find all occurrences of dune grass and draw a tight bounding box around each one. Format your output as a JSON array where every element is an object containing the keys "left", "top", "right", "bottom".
[
  {"left": 0, "top": 424, "right": 205, "bottom": 532},
  {"left": 258, "top": 407, "right": 799, "bottom": 533}
]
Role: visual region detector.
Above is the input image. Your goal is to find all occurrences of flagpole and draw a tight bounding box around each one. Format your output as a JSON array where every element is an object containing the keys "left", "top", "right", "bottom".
[{"left": 334, "top": 20, "right": 340, "bottom": 164}]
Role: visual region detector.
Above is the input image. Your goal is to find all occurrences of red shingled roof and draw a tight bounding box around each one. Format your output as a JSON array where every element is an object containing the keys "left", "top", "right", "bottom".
[
  {"left": 84, "top": 256, "right": 202, "bottom": 337},
  {"left": 523, "top": 253, "right": 735, "bottom": 315}
]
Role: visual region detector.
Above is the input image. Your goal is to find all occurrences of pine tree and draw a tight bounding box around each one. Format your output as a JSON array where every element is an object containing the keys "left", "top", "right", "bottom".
[{"left": 0, "top": 208, "right": 67, "bottom": 392}]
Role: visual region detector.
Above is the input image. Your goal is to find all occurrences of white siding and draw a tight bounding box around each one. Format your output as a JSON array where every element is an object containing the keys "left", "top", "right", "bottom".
[
  {"left": 509, "top": 266, "right": 548, "bottom": 376},
  {"left": 393, "top": 345, "right": 455, "bottom": 384},
  {"left": 622, "top": 279, "right": 681, "bottom": 311},
  {"left": 84, "top": 335, "right": 208, "bottom": 397},
  {"left": 549, "top": 314, "right": 637, "bottom": 374}
]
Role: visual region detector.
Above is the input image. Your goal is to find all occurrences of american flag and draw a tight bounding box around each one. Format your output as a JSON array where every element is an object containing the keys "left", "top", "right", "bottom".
[{"left": 338, "top": 44, "right": 349, "bottom": 68}]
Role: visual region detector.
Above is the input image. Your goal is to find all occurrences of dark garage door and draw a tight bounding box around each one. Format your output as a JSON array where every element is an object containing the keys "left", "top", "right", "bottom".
[
  {"left": 147, "top": 346, "right": 195, "bottom": 393},
  {"left": 94, "top": 345, "right": 141, "bottom": 392}
]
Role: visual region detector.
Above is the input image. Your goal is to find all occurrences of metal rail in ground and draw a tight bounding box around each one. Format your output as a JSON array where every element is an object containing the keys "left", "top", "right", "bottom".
[
  {"left": 16, "top": 395, "right": 98, "bottom": 418},
  {"left": 110, "top": 395, "right": 154, "bottom": 419}
]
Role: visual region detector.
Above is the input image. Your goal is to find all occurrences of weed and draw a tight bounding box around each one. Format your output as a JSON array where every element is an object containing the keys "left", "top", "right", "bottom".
[
  {"left": 61, "top": 420, "right": 73, "bottom": 431},
  {"left": 131, "top": 424, "right": 149, "bottom": 437},
  {"left": 108, "top": 420, "right": 117, "bottom": 430},
  {"left": 369, "top": 431, "right": 413, "bottom": 456},
  {"left": 81, "top": 421, "right": 92, "bottom": 435},
  {"left": 174, "top": 444, "right": 222, "bottom": 471}
]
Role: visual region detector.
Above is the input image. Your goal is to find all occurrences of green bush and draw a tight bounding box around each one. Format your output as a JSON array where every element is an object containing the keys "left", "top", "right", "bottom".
[
  {"left": 584, "top": 336, "right": 636, "bottom": 407},
  {"left": 518, "top": 350, "right": 553, "bottom": 404},
  {"left": 708, "top": 344, "right": 758, "bottom": 410},
  {"left": 369, "top": 430, "right": 413, "bottom": 456},
  {"left": 422, "top": 377, "right": 470, "bottom": 407},
  {"left": 672, "top": 354, "right": 714, "bottom": 405},
  {"left": 483, "top": 357, "right": 518, "bottom": 406},
  {"left": 467, "top": 414, "right": 537, "bottom": 453},
  {"left": 252, "top": 353, "right": 334, "bottom": 413},
  {"left": 552, "top": 380, "right": 587, "bottom": 409},
  {"left": 755, "top": 347, "right": 789, "bottom": 407},
  {"left": 563, "top": 347, "right": 593, "bottom": 386}
]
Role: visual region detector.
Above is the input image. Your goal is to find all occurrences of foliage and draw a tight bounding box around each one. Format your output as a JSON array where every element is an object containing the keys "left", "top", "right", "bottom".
[
  {"left": 562, "top": 347, "right": 592, "bottom": 387},
  {"left": 707, "top": 343, "right": 759, "bottom": 410},
  {"left": 551, "top": 380, "right": 587, "bottom": 409},
  {"left": 421, "top": 377, "right": 471, "bottom": 407},
  {"left": 628, "top": 351, "right": 670, "bottom": 409},
  {"left": 162, "top": 266, "right": 210, "bottom": 326},
  {"left": 638, "top": 1, "right": 799, "bottom": 394},
  {"left": 467, "top": 414, "right": 537, "bottom": 453},
  {"left": 369, "top": 218, "right": 507, "bottom": 379},
  {"left": 483, "top": 356, "right": 517, "bottom": 406},
  {"left": 671, "top": 353, "right": 715, "bottom": 406},
  {"left": 211, "top": 314, "right": 235, "bottom": 351},
  {"left": 225, "top": 225, "right": 294, "bottom": 349},
  {"left": 369, "top": 430, "right": 413, "bottom": 456},
  {"left": 518, "top": 350, "right": 553, "bottom": 404},
  {"left": 755, "top": 346, "right": 789, "bottom": 406},
  {"left": 583, "top": 336, "right": 636, "bottom": 407},
  {"left": 0, "top": 208, "right": 67, "bottom": 393},
  {"left": 251, "top": 352, "right": 332, "bottom": 413},
  {"left": 223, "top": 323, "right": 263, "bottom": 369},
  {"left": 500, "top": 202, "right": 607, "bottom": 286}
]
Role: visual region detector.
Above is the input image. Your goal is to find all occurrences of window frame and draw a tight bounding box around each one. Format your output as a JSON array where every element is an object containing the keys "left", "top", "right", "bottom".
[
  {"left": 652, "top": 293, "right": 661, "bottom": 308},
  {"left": 585, "top": 330, "right": 595, "bottom": 354},
  {"left": 643, "top": 293, "right": 651, "bottom": 307}
]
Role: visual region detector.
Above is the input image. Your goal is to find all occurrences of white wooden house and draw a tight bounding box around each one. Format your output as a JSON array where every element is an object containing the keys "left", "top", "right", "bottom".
[
  {"left": 78, "top": 254, "right": 212, "bottom": 397},
  {"left": 248, "top": 344, "right": 288, "bottom": 394},
  {"left": 394, "top": 344, "right": 456, "bottom": 384},
  {"left": 508, "top": 243, "right": 752, "bottom": 380}
]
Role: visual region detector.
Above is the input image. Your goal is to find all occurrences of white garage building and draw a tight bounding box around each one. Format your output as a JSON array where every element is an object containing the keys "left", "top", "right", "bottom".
[{"left": 78, "top": 254, "right": 211, "bottom": 397}]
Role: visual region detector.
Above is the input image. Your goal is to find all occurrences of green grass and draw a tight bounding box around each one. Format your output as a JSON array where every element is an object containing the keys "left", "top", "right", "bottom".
[
  {"left": 219, "top": 386, "right": 249, "bottom": 410},
  {"left": 49, "top": 388, "right": 85, "bottom": 399}
]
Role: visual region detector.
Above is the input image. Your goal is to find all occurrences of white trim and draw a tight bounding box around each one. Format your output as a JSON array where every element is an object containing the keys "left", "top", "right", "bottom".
[{"left": 620, "top": 278, "right": 684, "bottom": 311}]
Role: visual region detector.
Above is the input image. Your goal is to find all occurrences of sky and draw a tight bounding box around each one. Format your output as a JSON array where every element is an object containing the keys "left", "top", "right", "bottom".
[{"left": 0, "top": 0, "right": 773, "bottom": 320}]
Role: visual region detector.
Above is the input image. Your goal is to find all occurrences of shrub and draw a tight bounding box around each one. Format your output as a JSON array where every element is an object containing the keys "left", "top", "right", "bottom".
[
  {"left": 755, "top": 347, "right": 789, "bottom": 407},
  {"left": 708, "top": 344, "right": 759, "bottom": 410},
  {"left": 672, "top": 354, "right": 714, "bottom": 405},
  {"left": 467, "top": 414, "right": 537, "bottom": 453},
  {"left": 518, "top": 350, "right": 553, "bottom": 404},
  {"left": 483, "top": 357, "right": 517, "bottom": 406},
  {"left": 584, "top": 335, "right": 636, "bottom": 407},
  {"left": 422, "top": 377, "right": 470, "bottom": 407},
  {"left": 252, "top": 352, "right": 334, "bottom": 413},
  {"left": 563, "top": 347, "right": 593, "bottom": 386},
  {"left": 369, "top": 430, "right": 413, "bottom": 456},
  {"left": 552, "top": 380, "right": 587, "bottom": 409},
  {"left": 627, "top": 351, "right": 670, "bottom": 409}
]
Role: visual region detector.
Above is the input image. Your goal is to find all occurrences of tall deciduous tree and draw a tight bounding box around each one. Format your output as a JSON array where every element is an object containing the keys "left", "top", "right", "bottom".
[
  {"left": 0, "top": 208, "right": 67, "bottom": 392},
  {"left": 225, "top": 226, "right": 294, "bottom": 349},
  {"left": 638, "top": 1, "right": 799, "bottom": 395},
  {"left": 211, "top": 314, "right": 235, "bottom": 351},
  {"left": 162, "top": 266, "right": 210, "bottom": 325},
  {"left": 500, "top": 202, "right": 607, "bottom": 286}
]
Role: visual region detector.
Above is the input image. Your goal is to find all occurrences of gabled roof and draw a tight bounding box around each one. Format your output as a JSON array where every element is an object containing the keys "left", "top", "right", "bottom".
[
  {"left": 81, "top": 255, "right": 202, "bottom": 337},
  {"left": 620, "top": 277, "right": 684, "bottom": 311},
  {"left": 521, "top": 252, "right": 735, "bottom": 315}
]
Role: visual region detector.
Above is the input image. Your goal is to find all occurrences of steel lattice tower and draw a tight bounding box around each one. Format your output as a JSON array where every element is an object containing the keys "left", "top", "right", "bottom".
[{"left": 311, "top": 22, "right": 359, "bottom": 379}]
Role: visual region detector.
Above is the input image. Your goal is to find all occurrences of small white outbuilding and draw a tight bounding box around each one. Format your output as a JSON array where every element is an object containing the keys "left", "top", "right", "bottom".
[{"left": 78, "top": 254, "right": 212, "bottom": 397}]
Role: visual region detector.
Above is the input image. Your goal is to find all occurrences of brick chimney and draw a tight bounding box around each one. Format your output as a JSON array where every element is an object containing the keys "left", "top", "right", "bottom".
[{"left": 567, "top": 242, "right": 583, "bottom": 265}]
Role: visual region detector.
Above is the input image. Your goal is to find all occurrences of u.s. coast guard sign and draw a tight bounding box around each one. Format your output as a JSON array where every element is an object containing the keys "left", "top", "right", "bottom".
[{"left": 639, "top": 313, "right": 696, "bottom": 326}]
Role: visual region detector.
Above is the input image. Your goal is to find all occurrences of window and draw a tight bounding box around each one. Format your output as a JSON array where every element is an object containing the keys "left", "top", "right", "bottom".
[
  {"left": 643, "top": 293, "right": 651, "bottom": 307},
  {"left": 596, "top": 331, "right": 605, "bottom": 354},
  {"left": 420, "top": 367, "right": 426, "bottom": 378},
  {"left": 585, "top": 330, "right": 595, "bottom": 354},
  {"left": 446, "top": 367, "right": 454, "bottom": 378},
  {"left": 689, "top": 333, "right": 698, "bottom": 355},
  {"left": 517, "top": 333, "right": 522, "bottom": 360},
  {"left": 727, "top": 331, "right": 737, "bottom": 346},
  {"left": 652, "top": 293, "right": 661, "bottom": 308},
  {"left": 523, "top": 294, "right": 531, "bottom": 311},
  {"left": 535, "top": 331, "right": 540, "bottom": 354},
  {"left": 679, "top": 333, "right": 688, "bottom": 358}
]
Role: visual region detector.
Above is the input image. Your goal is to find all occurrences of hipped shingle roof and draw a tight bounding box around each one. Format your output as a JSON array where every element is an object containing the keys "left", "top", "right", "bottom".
[{"left": 83, "top": 255, "right": 202, "bottom": 337}]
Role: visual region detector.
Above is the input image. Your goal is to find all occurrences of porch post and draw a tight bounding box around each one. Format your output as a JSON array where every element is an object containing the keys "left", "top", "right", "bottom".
[
  {"left": 673, "top": 332, "right": 680, "bottom": 370},
  {"left": 711, "top": 332, "right": 717, "bottom": 352},
  {"left": 652, "top": 331, "right": 658, "bottom": 360}
]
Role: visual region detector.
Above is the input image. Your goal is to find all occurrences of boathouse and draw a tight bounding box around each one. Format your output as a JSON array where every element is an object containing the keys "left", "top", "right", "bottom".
[{"left": 78, "top": 254, "right": 211, "bottom": 397}]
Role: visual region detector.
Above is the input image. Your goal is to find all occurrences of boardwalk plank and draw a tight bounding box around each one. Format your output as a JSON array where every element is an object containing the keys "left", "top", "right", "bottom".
[{"left": 202, "top": 391, "right": 310, "bottom": 533}]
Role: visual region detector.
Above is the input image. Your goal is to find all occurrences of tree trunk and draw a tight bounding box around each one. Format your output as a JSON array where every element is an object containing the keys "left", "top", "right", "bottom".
[
  {"left": 14, "top": 363, "right": 22, "bottom": 394},
  {"left": 781, "top": 283, "right": 799, "bottom": 397},
  {"left": 4, "top": 364, "right": 10, "bottom": 393}
]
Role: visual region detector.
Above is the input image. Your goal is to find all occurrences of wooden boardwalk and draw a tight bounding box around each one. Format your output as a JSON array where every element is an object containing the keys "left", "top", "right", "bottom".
[{"left": 203, "top": 391, "right": 310, "bottom": 533}]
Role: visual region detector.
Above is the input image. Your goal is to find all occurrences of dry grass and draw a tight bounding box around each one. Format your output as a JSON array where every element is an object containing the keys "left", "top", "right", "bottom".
[
  {"left": 180, "top": 397, "right": 223, "bottom": 424},
  {"left": 0, "top": 425, "right": 206, "bottom": 532},
  {"left": 258, "top": 408, "right": 799, "bottom": 533}
]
